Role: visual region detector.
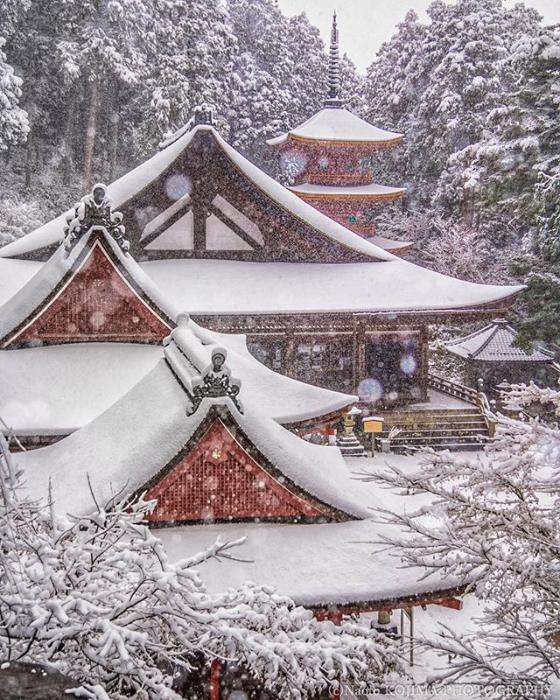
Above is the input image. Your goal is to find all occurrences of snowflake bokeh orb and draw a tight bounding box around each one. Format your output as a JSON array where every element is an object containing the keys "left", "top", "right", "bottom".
[
  {"left": 400, "top": 354, "right": 417, "bottom": 375},
  {"left": 357, "top": 377, "right": 383, "bottom": 403},
  {"left": 164, "top": 173, "right": 192, "bottom": 201},
  {"left": 279, "top": 149, "right": 308, "bottom": 179}
]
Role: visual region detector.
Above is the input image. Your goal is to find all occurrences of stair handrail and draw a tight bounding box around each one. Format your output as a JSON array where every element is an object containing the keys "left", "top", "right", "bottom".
[
  {"left": 428, "top": 373, "right": 496, "bottom": 438},
  {"left": 427, "top": 373, "right": 478, "bottom": 405}
]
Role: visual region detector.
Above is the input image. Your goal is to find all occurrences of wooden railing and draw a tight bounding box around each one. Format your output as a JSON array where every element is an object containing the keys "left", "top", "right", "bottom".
[
  {"left": 427, "top": 373, "right": 478, "bottom": 405},
  {"left": 428, "top": 373, "right": 496, "bottom": 437}
]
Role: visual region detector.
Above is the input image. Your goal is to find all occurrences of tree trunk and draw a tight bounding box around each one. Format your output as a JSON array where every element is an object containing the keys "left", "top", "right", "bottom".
[
  {"left": 62, "top": 95, "right": 75, "bottom": 186},
  {"left": 83, "top": 78, "right": 100, "bottom": 191},
  {"left": 25, "top": 126, "right": 33, "bottom": 188},
  {"left": 108, "top": 109, "right": 120, "bottom": 182}
]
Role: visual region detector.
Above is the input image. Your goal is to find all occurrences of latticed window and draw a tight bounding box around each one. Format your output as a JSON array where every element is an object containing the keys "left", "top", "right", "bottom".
[{"left": 146, "top": 419, "right": 323, "bottom": 522}]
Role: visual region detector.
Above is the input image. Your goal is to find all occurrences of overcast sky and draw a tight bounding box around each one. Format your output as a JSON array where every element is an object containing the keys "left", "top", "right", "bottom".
[{"left": 276, "top": 0, "right": 560, "bottom": 72}]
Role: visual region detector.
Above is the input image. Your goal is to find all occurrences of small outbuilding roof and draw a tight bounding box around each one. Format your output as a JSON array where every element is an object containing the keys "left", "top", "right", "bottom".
[
  {"left": 444, "top": 319, "right": 554, "bottom": 363},
  {"left": 266, "top": 108, "right": 403, "bottom": 147}
]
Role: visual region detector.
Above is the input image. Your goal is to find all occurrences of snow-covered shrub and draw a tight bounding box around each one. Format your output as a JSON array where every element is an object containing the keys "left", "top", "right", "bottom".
[
  {"left": 368, "top": 383, "right": 560, "bottom": 697},
  {"left": 0, "top": 195, "right": 44, "bottom": 247},
  {"left": 0, "top": 435, "right": 402, "bottom": 699}
]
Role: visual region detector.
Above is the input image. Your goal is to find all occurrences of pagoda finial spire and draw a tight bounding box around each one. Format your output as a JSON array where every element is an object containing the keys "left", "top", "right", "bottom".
[{"left": 325, "top": 10, "right": 342, "bottom": 108}]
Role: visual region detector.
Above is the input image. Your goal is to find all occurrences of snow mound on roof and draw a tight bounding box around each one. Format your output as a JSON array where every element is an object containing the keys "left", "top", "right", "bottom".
[
  {"left": 141, "top": 259, "right": 524, "bottom": 315},
  {"left": 267, "top": 107, "right": 403, "bottom": 146}
]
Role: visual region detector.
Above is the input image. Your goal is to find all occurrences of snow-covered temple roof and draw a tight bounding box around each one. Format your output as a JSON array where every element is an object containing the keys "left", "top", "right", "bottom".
[
  {"left": 157, "top": 519, "right": 463, "bottom": 608},
  {"left": 0, "top": 319, "right": 355, "bottom": 437},
  {"left": 17, "top": 317, "right": 365, "bottom": 520},
  {"left": 0, "top": 247, "right": 525, "bottom": 322},
  {"left": 15, "top": 315, "right": 463, "bottom": 606},
  {"left": 0, "top": 125, "right": 397, "bottom": 263},
  {"left": 139, "top": 259, "right": 523, "bottom": 315},
  {"left": 444, "top": 319, "right": 554, "bottom": 363},
  {"left": 266, "top": 108, "right": 403, "bottom": 147}
]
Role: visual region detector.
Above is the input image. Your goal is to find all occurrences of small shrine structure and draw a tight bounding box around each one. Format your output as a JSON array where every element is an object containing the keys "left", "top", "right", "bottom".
[
  {"left": 267, "top": 13, "right": 408, "bottom": 250},
  {"left": 444, "top": 319, "right": 556, "bottom": 390}
]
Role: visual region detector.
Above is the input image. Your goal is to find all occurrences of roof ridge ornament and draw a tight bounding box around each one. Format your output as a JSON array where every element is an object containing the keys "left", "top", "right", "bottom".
[
  {"left": 190, "top": 347, "right": 243, "bottom": 414},
  {"left": 192, "top": 103, "right": 215, "bottom": 127},
  {"left": 324, "top": 11, "right": 343, "bottom": 108},
  {"left": 63, "top": 183, "right": 130, "bottom": 254}
]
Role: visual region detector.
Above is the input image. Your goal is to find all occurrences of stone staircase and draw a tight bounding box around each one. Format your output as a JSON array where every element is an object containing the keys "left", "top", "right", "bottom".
[
  {"left": 376, "top": 374, "right": 494, "bottom": 452},
  {"left": 337, "top": 433, "right": 367, "bottom": 457},
  {"left": 377, "top": 407, "right": 490, "bottom": 452}
]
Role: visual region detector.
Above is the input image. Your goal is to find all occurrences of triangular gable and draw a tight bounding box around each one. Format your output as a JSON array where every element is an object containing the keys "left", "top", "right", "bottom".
[
  {"left": 143, "top": 407, "right": 351, "bottom": 525},
  {"left": 145, "top": 211, "right": 195, "bottom": 251},
  {"left": 2, "top": 232, "right": 173, "bottom": 348}
]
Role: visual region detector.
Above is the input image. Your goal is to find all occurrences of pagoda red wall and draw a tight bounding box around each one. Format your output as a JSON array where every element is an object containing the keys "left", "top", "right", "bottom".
[
  {"left": 146, "top": 419, "right": 325, "bottom": 523},
  {"left": 299, "top": 196, "right": 376, "bottom": 236},
  {"left": 282, "top": 143, "right": 377, "bottom": 186},
  {"left": 12, "top": 243, "right": 171, "bottom": 346}
]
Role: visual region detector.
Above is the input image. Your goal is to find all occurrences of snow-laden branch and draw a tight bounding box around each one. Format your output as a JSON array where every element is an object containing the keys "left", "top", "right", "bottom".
[
  {"left": 364, "top": 383, "right": 560, "bottom": 697},
  {"left": 0, "top": 447, "right": 403, "bottom": 699}
]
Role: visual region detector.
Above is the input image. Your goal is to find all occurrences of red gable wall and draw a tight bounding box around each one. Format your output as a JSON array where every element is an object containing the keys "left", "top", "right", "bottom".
[
  {"left": 146, "top": 418, "right": 326, "bottom": 524},
  {"left": 10, "top": 242, "right": 171, "bottom": 346}
]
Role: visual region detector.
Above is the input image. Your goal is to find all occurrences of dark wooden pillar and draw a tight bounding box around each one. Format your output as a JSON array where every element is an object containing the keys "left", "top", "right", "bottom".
[
  {"left": 285, "top": 332, "right": 296, "bottom": 377},
  {"left": 193, "top": 200, "right": 207, "bottom": 251},
  {"left": 352, "top": 317, "right": 366, "bottom": 391},
  {"left": 210, "top": 659, "right": 220, "bottom": 700},
  {"left": 419, "top": 325, "right": 429, "bottom": 402}
]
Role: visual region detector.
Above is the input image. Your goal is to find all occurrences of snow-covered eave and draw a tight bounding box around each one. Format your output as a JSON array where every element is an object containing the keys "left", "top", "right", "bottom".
[
  {"left": 304, "top": 583, "right": 468, "bottom": 612},
  {"left": 267, "top": 132, "right": 404, "bottom": 148},
  {"left": 186, "top": 287, "right": 524, "bottom": 317},
  {"left": 0, "top": 228, "right": 178, "bottom": 344},
  {"left": 370, "top": 235, "right": 414, "bottom": 254},
  {"left": 265, "top": 108, "right": 404, "bottom": 148},
  {"left": 289, "top": 183, "right": 406, "bottom": 200}
]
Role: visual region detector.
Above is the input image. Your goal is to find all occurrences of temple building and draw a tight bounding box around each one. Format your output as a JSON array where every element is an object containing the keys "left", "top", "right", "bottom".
[
  {"left": 0, "top": 118, "right": 523, "bottom": 429},
  {"left": 15, "top": 276, "right": 465, "bottom": 695},
  {"left": 444, "top": 319, "right": 557, "bottom": 391},
  {"left": 267, "top": 13, "right": 409, "bottom": 252}
]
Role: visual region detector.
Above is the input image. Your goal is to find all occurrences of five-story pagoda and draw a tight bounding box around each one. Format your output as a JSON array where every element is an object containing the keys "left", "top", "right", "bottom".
[{"left": 267, "top": 13, "right": 409, "bottom": 253}]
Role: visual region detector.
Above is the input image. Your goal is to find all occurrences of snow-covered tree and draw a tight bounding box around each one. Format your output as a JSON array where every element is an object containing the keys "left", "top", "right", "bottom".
[
  {"left": 364, "top": 0, "right": 541, "bottom": 210},
  {"left": 0, "top": 435, "right": 402, "bottom": 699},
  {"left": 0, "top": 194, "right": 44, "bottom": 246},
  {"left": 512, "top": 26, "right": 560, "bottom": 350},
  {"left": 0, "top": 37, "right": 28, "bottom": 151},
  {"left": 368, "top": 383, "right": 560, "bottom": 697},
  {"left": 375, "top": 206, "right": 509, "bottom": 283}
]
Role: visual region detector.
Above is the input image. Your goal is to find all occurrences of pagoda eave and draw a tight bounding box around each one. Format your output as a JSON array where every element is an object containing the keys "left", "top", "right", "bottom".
[
  {"left": 276, "top": 133, "right": 404, "bottom": 149},
  {"left": 291, "top": 190, "right": 405, "bottom": 203}
]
